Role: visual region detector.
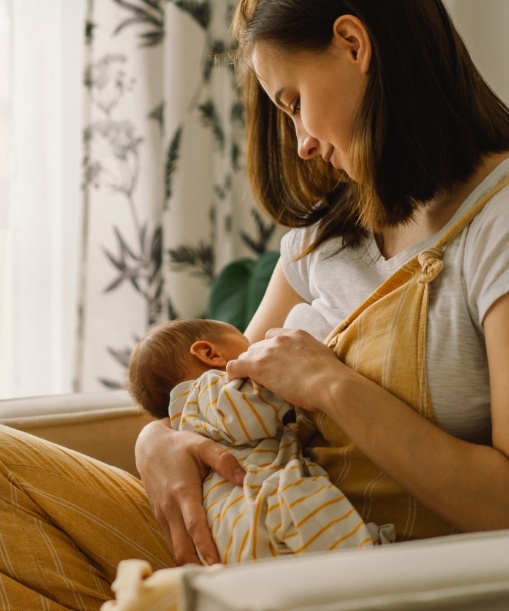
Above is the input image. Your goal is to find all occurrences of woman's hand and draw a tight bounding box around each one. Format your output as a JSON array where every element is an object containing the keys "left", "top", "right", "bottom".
[
  {"left": 226, "top": 328, "right": 346, "bottom": 413},
  {"left": 135, "top": 419, "right": 245, "bottom": 566}
]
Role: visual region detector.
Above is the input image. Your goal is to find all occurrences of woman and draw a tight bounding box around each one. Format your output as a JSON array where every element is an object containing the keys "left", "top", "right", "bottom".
[
  {"left": 136, "top": 0, "right": 509, "bottom": 565},
  {"left": 1, "top": 1, "right": 509, "bottom": 608}
]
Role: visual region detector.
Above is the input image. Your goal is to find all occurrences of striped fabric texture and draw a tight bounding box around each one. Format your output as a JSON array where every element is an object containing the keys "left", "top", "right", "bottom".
[
  {"left": 304, "top": 175, "right": 509, "bottom": 541},
  {"left": 169, "top": 372, "right": 375, "bottom": 564},
  {"left": 3, "top": 181, "right": 506, "bottom": 610},
  {"left": 0, "top": 425, "right": 174, "bottom": 610}
]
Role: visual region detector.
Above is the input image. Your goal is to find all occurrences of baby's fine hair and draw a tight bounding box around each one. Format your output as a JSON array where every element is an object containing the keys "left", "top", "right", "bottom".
[{"left": 127, "top": 319, "right": 226, "bottom": 419}]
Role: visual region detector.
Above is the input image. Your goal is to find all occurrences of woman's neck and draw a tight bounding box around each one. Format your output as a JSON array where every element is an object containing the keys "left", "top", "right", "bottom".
[{"left": 376, "top": 151, "right": 509, "bottom": 260}]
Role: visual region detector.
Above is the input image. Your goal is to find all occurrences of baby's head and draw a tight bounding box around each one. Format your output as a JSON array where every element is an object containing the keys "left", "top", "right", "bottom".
[{"left": 127, "top": 319, "right": 250, "bottom": 418}]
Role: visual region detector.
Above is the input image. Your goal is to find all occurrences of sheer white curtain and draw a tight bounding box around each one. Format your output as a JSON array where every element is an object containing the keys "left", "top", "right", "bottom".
[{"left": 0, "top": 0, "right": 84, "bottom": 398}]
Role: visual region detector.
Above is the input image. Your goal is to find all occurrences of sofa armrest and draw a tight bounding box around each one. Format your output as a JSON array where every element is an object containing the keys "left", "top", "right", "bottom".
[
  {"left": 186, "top": 530, "right": 509, "bottom": 610},
  {"left": 0, "top": 390, "right": 154, "bottom": 476},
  {"left": 104, "top": 530, "right": 509, "bottom": 610}
]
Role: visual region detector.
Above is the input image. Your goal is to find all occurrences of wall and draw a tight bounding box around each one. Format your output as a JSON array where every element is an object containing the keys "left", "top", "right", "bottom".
[
  {"left": 444, "top": 0, "right": 509, "bottom": 104},
  {"left": 0, "top": 0, "right": 12, "bottom": 394}
]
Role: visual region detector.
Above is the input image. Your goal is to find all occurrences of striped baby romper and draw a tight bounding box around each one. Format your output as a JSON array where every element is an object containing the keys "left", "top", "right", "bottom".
[{"left": 169, "top": 371, "right": 377, "bottom": 563}]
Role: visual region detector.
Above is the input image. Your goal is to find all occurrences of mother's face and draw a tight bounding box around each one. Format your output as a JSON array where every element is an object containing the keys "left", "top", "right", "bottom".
[{"left": 251, "top": 15, "right": 371, "bottom": 180}]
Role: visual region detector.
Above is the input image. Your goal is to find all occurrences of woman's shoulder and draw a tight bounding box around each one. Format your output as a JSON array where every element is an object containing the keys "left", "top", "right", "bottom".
[
  {"left": 280, "top": 224, "right": 356, "bottom": 261},
  {"left": 280, "top": 225, "right": 315, "bottom": 258},
  {"left": 466, "top": 160, "right": 509, "bottom": 239},
  {"left": 460, "top": 163, "right": 509, "bottom": 325}
]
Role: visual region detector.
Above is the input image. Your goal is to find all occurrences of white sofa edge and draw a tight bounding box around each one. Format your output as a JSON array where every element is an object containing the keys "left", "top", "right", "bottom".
[{"left": 0, "top": 390, "right": 155, "bottom": 476}]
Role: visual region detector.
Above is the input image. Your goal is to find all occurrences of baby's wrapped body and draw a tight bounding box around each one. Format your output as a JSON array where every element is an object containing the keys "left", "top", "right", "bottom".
[{"left": 169, "top": 371, "right": 389, "bottom": 564}]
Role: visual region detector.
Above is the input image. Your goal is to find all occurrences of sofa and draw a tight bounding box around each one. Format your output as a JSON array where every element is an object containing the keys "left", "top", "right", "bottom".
[{"left": 1, "top": 390, "right": 509, "bottom": 610}]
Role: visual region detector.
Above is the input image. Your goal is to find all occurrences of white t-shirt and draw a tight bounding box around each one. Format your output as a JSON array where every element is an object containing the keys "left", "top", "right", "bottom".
[{"left": 281, "top": 159, "right": 509, "bottom": 445}]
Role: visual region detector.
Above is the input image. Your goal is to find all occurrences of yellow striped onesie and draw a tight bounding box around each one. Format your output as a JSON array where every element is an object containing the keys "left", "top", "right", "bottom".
[{"left": 169, "top": 370, "right": 379, "bottom": 564}]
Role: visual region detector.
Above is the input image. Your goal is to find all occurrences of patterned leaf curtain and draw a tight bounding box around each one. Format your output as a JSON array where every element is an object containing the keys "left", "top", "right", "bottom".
[{"left": 77, "top": 0, "right": 279, "bottom": 391}]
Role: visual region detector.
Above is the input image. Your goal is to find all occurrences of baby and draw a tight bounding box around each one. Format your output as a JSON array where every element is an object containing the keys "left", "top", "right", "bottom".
[{"left": 128, "top": 319, "right": 391, "bottom": 564}]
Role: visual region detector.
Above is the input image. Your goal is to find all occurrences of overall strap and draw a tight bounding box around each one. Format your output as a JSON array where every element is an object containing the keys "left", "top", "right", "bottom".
[
  {"left": 314, "top": 173, "right": 509, "bottom": 541},
  {"left": 326, "top": 173, "right": 509, "bottom": 342},
  {"left": 415, "top": 174, "right": 509, "bottom": 284},
  {"left": 434, "top": 174, "right": 509, "bottom": 251}
]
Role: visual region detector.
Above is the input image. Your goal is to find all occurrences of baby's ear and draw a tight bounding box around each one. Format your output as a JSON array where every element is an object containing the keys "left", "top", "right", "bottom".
[{"left": 190, "top": 341, "right": 228, "bottom": 368}]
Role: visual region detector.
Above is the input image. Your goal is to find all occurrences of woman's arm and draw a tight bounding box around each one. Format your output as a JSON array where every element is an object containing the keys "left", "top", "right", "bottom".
[
  {"left": 226, "top": 293, "right": 509, "bottom": 533},
  {"left": 135, "top": 419, "right": 245, "bottom": 565},
  {"left": 244, "top": 259, "right": 305, "bottom": 342}
]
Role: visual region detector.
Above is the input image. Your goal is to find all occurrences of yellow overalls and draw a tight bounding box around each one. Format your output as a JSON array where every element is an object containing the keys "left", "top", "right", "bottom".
[{"left": 302, "top": 175, "right": 509, "bottom": 540}]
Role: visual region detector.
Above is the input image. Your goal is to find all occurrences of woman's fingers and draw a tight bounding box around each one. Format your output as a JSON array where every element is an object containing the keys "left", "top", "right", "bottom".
[
  {"left": 227, "top": 328, "right": 311, "bottom": 382},
  {"left": 264, "top": 327, "right": 288, "bottom": 339},
  {"left": 136, "top": 423, "right": 215, "bottom": 565},
  {"left": 226, "top": 328, "right": 340, "bottom": 411},
  {"left": 199, "top": 440, "right": 245, "bottom": 486},
  {"left": 164, "top": 438, "right": 245, "bottom": 566},
  {"left": 136, "top": 421, "right": 246, "bottom": 566},
  {"left": 164, "top": 481, "right": 218, "bottom": 566}
]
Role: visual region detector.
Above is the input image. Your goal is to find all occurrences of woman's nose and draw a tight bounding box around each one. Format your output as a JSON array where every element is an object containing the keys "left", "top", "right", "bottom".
[{"left": 297, "top": 130, "right": 319, "bottom": 160}]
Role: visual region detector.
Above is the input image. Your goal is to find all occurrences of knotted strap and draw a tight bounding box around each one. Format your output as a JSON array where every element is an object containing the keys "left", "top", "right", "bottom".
[
  {"left": 417, "top": 248, "right": 443, "bottom": 284},
  {"left": 310, "top": 173, "right": 509, "bottom": 540}
]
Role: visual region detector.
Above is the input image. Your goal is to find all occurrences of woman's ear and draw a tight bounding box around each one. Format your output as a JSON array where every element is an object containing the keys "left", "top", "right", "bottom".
[
  {"left": 190, "top": 340, "right": 228, "bottom": 368},
  {"left": 332, "top": 15, "right": 372, "bottom": 74}
]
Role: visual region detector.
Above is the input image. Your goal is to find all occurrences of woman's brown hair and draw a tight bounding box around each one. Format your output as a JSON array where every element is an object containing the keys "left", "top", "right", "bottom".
[
  {"left": 127, "top": 320, "right": 225, "bottom": 419},
  {"left": 232, "top": 0, "right": 509, "bottom": 253}
]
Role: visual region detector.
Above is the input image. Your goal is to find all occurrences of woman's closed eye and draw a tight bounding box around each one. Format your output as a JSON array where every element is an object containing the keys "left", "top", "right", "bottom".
[{"left": 291, "top": 98, "right": 301, "bottom": 116}]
